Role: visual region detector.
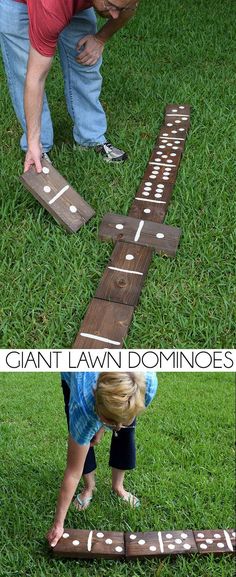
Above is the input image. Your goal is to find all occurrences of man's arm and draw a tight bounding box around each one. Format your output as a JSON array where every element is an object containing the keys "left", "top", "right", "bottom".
[
  {"left": 77, "top": 2, "right": 139, "bottom": 66},
  {"left": 24, "top": 46, "right": 53, "bottom": 173},
  {"left": 47, "top": 435, "right": 90, "bottom": 547}
]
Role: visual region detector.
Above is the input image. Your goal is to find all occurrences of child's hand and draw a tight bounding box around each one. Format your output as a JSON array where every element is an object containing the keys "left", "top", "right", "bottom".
[
  {"left": 46, "top": 523, "right": 64, "bottom": 548},
  {"left": 90, "top": 427, "right": 105, "bottom": 446}
]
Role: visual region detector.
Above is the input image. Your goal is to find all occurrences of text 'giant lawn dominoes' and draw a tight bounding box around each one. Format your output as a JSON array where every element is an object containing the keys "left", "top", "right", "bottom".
[
  {"left": 52, "top": 527, "right": 236, "bottom": 560},
  {"left": 20, "top": 159, "right": 95, "bottom": 233},
  {"left": 73, "top": 104, "right": 190, "bottom": 348}
]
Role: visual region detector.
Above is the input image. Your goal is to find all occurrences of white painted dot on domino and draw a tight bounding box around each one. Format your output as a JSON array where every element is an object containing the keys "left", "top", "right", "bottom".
[
  {"left": 172, "top": 130, "right": 177, "bottom": 134},
  {"left": 163, "top": 177, "right": 169, "bottom": 180},
  {"left": 179, "top": 128, "right": 185, "bottom": 131},
  {"left": 166, "top": 534, "right": 173, "bottom": 539},
  {"left": 145, "top": 182, "right": 152, "bottom": 186},
  {"left": 69, "top": 205, "right": 77, "bottom": 213},
  {"left": 172, "top": 109, "right": 178, "bottom": 112},
  {"left": 156, "top": 233, "right": 164, "bottom": 239},
  {"left": 150, "top": 175, "right": 156, "bottom": 179},
  {"left": 163, "top": 172, "right": 169, "bottom": 177},
  {"left": 144, "top": 208, "right": 151, "bottom": 214},
  {"left": 138, "top": 540, "right": 146, "bottom": 545},
  {"left": 200, "top": 544, "right": 208, "bottom": 550},
  {"left": 155, "top": 193, "right": 162, "bottom": 198},
  {"left": 162, "top": 155, "right": 168, "bottom": 159},
  {"left": 116, "top": 224, "right": 124, "bottom": 230},
  {"left": 232, "top": 532, "right": 236, "bottom": 538},
  {"left": 126, "top": 254, "right": 134, "bottom": 261},
  {"left": 167, "top": 143, "right": 173, "bottom": 147},
  {"left": 149, "top": 545, "right": 157, "bottom": 552},
  {"left": 170, "top": 153, "right": 177, "bottom": 157},
  {"left": 157, "top": 151, "right": 162, "bottom": 155},
  {"left": 142, "top": 192, "right": 150, "bottom": 197},
  {"left": 129, "top": 534, "right": 137, "bottom": 540},
  {"left": 42, "top": 166, "right": 50, "bottom": 174},
  {"left": 97, "top": 532, "right": 104, "bottom": 538},
  {"left": 179, "top": 106, "right": 185, "bottom": 109},
  {"left": 175, "top": 539, "right": 182, "bottom": 544},
  {"left": 159, "top": 145, "right": 165, "bottom": 149},
  {"left": 167, "top": 159, "right": 173, "bottom": 163},
  {"left": 183, "top": 543, "right": 191, "bottom": 550},
  {"left": 181, "top": 533, "right": 188, "bottom": 539},
  {"left": 197, "top": 533, "right": 205, "bottom": 538},
  {"left": 152, "top": 171, "right": 159, "bottom": 175},
  {"left": 182, "top": 117, "right": 188, "bottom": 120},
  {"left": 167, "top": 123, "right": 173, "bottom": 127},
  {"left": 214, "top": 534, "right": 221, "bottom": 539},
  {"left": 217, "top": 543, "right": 225, "bottom": 548},
  {"left": 175, "top": 120, "right": 181, "bottom": 124},
  {"left": 162, "top": 133, "right": 168, "bottom": 136},
  {"left": 206, "top": 539, "right": 213, "bottom": 544},
  {"left": 72, "top": 540, "right": 80, "bottom": 546},
  {"left": 115, "top": 546, "right": 123, "bottom": 552},
  {"left": 173, "top": 146, "right": 179, "bottom": 150},
  {"left": 105, "top": 539, "right": 113, "bottom": 545},
  {"left": 174, "top": 140, "right": 181, "bottom": 144},
  {"left": 168, "top": 544, "right": 175, "bottom": 550},
  {"left": 161, "top": 139, "right": 168, "bottom": 143},
  {"left": 43, "top": 185, "right": 51, "bottom": 193},
  {"left": 165, "top": 167, "right": 172, "bottom": 172},
  {"left": 157, "top": 184, "right": 164, "bottom": 189},
  {"left": 63, "top": 533, "right": 70, "bottom": 539}
]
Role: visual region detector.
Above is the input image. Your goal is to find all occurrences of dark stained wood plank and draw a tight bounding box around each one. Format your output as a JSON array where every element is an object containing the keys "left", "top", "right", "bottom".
[
  {"left": 129, "top": 177, "right": 175, "bottom": 223},
  {"left": 125, "top": 530, "right": 197, "bottom": 559},
  {"left": 73, "top": 298, "right": 134, "bottom": 349},
  {"left": 95, "top": 241, "right": 153, "bottom": 306},
  {"left": 194, "top": 529, "right": 236, "bottom": 555},
  {"left": 20, "top": 159, "right": 95, "bottom": 233},
  {"left": 52, "top": 529, "right": 125, "bottom": 559},
  {"left": 99, "top": 214, "right": 181, "bottom": 257},
  {"left": 165, "top": 104, "right": 191, "bottom": 130}
]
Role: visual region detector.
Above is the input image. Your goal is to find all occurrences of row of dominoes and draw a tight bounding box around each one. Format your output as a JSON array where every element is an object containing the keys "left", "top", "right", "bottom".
[
  {"left": 73, "top": 105, "right": 190, "bottom": 348},
  {"left": 20, "top": 105, "right": 190, "bottom": 349},
  {"left": 52, "top": 527, "right": 236, "bottom": 559}
]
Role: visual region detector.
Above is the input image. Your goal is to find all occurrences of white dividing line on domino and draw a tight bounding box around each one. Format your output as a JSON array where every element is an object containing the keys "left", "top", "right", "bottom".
[
  {"left": 134, "top": 220, "right": 144, "bottom": 242},
  {"left": 224, "top": 530, "right": 233, "bottom": 552},
  {"left": 158, "top": 531, "right": 164, "bottom": 554},
  {"left": 87, "top": 530, "right": 93, "bottom": 552},
  {"left": 149, "top": 162, "right": 177, "bottom": 168},
  {"left": 166, "top": 113, "right": 190, "bottom": 118},
  {"left": 80, "top": 333, "right": 121, "bottom": 346},
  {"left": 135, "top": 197, "right": 166, "bottom": 204},
  {"left": 108, "top": 266, "right": 143, "bottom": 276},
  {"left": 49, "top": 185, "right": 69, "bottom": 205},
  {"left": 159, "top": 136, "right": 185, "bottom": 141}
]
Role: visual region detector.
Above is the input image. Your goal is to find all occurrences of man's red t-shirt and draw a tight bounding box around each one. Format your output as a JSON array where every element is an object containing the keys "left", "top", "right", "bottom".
[{"left": 14, "top": 0, "right": 93, "bottom": 56}]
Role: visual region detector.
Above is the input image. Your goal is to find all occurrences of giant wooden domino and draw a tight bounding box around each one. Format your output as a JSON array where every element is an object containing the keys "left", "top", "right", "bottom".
[
  {"left": 52, "top": 528, "right": 236, "bottom": 560},
  {"left": 73, "top": 104, "right": 190, "bottom": 348},
  {"left": 20, "top": 159, "right": 95, "bottom": 233}
]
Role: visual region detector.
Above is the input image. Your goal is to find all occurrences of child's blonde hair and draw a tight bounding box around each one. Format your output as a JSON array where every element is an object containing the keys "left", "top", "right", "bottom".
[{"left": 94, "top": 372, "right": 146, "bottom": 425}]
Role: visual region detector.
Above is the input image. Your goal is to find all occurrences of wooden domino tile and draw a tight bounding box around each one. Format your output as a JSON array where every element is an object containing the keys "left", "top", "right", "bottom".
[
  {"left": 194, "top": 529, "right": 236, "bottom": 555},
  {"left": 20, "top": 159, "right": 95, "bottom": 233},
  {"left": 165, "top": 104, "right": 191, "bottom": 130},
  {"left": 73, "top": 298, "right": 134, "bottom": 348},
  {"left": 53, "top": 529, "right": 125, "bottom": 559},
  {"left": 125, "top": 530, "right": 197, "bottom": 559},
  {"left": 95, "top": 241, "right": 153, "bottom": 306},
  {"left": 130, "top": 178, "right": 174, "bottom": 223},
  {"left": 99, "top": 213, "right": 181, "bottom": 257}
]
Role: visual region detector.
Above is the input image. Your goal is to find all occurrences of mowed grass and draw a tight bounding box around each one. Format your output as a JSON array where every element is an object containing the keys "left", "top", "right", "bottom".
[
  {"left": 0, "top": 0, "right": 236, "bottom": 348},
  {"left": 0, "top": 372, "right": 235, "bottom": 577}
]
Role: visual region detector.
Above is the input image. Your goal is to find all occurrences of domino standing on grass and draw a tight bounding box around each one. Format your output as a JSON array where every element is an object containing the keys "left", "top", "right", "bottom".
[
  {"left": 0, "top": 0, "right": 139, "bottom": 172},
  {"left": 47, "top": 371, "right": 158, "bottom": 548}
]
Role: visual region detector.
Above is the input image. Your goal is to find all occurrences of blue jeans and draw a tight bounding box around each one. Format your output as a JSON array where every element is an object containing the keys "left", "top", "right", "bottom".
[{"left": 0, "top": 0, "right": 107, "bottom": 151}]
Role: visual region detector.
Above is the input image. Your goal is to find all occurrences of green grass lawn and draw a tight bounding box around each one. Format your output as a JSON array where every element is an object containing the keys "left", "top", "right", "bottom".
[
  {"left": 0, "top": 372, "right": 235, "bottom": 576},
  {"left": 0, "top": 0, "right": 235, "bottom": 348}
]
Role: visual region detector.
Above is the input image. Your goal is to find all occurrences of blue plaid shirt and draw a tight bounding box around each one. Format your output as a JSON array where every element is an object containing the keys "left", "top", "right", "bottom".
[{"left": 61, "top": 372, "right": 158, "bottom": 445}]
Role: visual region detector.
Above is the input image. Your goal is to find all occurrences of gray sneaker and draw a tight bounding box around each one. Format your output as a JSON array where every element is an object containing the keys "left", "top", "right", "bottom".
[
  {"left": 42, "top": 152, "right": 52, "bottom": 163},
  {"left": 95, "top": 142, "right": 128, "bottom": 162}
]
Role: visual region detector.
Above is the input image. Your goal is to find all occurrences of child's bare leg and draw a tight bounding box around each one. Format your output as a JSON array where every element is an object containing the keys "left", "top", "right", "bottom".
[{"left": 74, "top": 471, "right": 96, "bottom": 510}]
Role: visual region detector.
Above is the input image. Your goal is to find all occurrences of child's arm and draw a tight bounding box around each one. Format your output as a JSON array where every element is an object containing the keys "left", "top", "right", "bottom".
[{"left": 46, "top": 435, "right": 90, "bottom": 547}]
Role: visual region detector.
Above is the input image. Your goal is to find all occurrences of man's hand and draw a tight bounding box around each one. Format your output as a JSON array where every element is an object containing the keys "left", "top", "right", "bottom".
[
  {"left": 76, "top": 35, "right": 105, "bottom": 66},
  {"left": 24, "top": 143, "right": 43, "bottom": 173},
  {"left": 46, "top": 523, "right": 64, "bottom": 548},
  {"left": 90, "top": 427, "right": 105, "bottom": 446}
]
